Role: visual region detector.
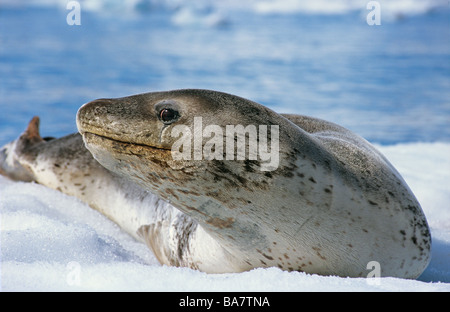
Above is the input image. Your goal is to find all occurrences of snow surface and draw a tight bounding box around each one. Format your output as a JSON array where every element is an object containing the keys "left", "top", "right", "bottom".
[{"left": 1, "top": 142, "right": 450, "bottom": 291}]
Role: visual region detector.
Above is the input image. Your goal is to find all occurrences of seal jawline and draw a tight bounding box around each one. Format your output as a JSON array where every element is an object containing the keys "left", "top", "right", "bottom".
[{"left": 81, "top": 131, "right": 171, "bottom": 152}]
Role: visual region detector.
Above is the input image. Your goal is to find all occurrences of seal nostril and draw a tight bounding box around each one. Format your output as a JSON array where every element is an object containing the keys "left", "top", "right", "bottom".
[
  {"left": 77, "top": 99, "right": 113, "bottom": 124},
  {"left": 85, "top": 99, "right": 112, "bottom": 115},
  {"left": 93, "top": 105, "right": 107, "bottom": 116}
]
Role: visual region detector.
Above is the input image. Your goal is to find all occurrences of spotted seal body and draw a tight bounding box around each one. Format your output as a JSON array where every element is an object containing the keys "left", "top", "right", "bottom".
[
  {"left": 0, "top": 89, "right": 431, "bottom": 278},
  {"left": 71, "top": 89, "right": 431, "bottom": 278}
]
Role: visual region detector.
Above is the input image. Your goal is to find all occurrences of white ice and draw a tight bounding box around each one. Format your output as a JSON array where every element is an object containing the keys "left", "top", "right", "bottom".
[{"left": 1, "top": 142, "right": 449, "bottom": 291}]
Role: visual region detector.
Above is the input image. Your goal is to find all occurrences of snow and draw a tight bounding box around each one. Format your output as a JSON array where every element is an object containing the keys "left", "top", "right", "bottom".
[{"left": 1, "top": 142, "right": 450, "bottom": 291}]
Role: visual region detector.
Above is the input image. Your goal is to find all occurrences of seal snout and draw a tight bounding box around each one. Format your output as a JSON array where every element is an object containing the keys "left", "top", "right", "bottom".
[{"left": 76, "top": 98, "right": 114, "bottom": 134}]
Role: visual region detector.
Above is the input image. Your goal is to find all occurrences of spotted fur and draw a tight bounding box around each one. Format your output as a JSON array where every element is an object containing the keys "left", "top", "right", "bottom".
[{"left": 1, "top": 89, "right": 431, "bottom": 278}]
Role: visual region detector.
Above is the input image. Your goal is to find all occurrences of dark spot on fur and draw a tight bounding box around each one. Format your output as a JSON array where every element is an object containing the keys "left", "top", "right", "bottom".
[
  {"left": 324, "top": 188, "right": 332, "bottom": 193},
  {"left": 165, "top": 188, "right": 180, "bottom": 201},
  {"left": 178, "top": 189, "right": 201, "bottom": 196},
  {"left": 205, "top": 217, "right": 234, "bottom": 229},
  {"left": 244, "top": 159, "right": 257, "bottom": 173},
  {"left": 368, "top": 200, "right": 378, "bottom": 206},
  {"left": 406, "top": 205, "right": 419, "bottom": 214},
  {"left": 312, "top": 246, "right": 326, "bottom": 260},
  {"left": 236, "top": 175, "right": 246, "bottom": 185},
  {"left": 284, "top": 170, "right": 294, "bottom": 178},
  {"left": 257, "top": 249, "right": 274, "bottom": 261},
  {"left": 213, "top": 161, "right": 250, "bottom": 187},
  {"left": 215, "top": 161, "right": 232, "bottom": 175},
  {"left": 309, "top": 177, "right": 316, "bottom": 183}
]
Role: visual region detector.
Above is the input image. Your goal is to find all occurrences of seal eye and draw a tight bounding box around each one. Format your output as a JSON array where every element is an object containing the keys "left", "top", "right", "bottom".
[{"left": 159, "top": 108, "right": 179, "bottom": 124}]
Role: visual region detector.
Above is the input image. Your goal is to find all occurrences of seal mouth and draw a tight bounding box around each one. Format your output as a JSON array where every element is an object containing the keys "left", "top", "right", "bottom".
[{"left": 81, "top": 132, "right": 171, "bottom": 153}]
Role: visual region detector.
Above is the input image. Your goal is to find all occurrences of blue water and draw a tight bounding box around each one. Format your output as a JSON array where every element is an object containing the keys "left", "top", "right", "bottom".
[{"left": 0, "top": 4, "right": 449, "bottom": 145}]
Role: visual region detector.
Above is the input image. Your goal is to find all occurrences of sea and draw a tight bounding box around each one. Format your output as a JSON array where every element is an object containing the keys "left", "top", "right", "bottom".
[{"left": 0, "top": 0, "right": 449, "bottom": 145}]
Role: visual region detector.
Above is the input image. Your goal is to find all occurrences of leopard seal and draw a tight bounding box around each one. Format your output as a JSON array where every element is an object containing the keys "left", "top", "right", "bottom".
[
  {"left": 70, "top": 88, "right": 431, "bottom": 278},
  {"left": 0, "top": 89, "right": 431, "bottom": 278}
]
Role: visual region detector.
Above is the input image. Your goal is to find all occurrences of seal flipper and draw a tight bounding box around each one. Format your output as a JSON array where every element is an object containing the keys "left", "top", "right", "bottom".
[
  {"left": 137, "top": 216, "right": 200, "bottom": 269},
  {"left": 22, "top": 116, "right": 45, "bottom": 145},
  {"left": 138, "top": 222, "right": 178, "bottom": 267},
  {"left": 0, "top": 116, "right": 45, "bottom": 182}
]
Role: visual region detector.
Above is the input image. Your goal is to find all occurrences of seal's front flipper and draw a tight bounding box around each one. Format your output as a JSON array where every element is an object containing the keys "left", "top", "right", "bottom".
[
  {"left": 0, "top": 116, "right": 45, "bottom": 182},
  {"left": 138, "top": 222, "right": 177, "bottom": 267}
]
